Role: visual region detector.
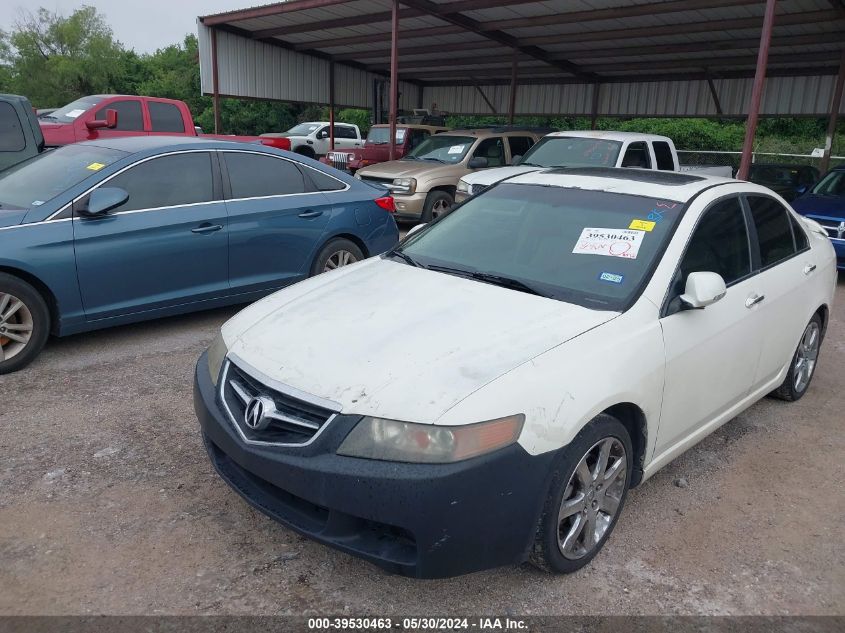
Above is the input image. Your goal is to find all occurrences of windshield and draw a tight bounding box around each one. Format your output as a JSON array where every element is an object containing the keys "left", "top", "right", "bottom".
[
  {"left": 41, "top": 96, "right": 105, "bottom": 123},
  {"left": 396, "top": 183, "right": 684, "bottom": 311},
  {"left": 285, "top": 123, "right": 322, "bottom": 136},
  {"left": 367, "top": 127, "right": 406, "bottom": 144},
  {"left": 749, "top": 165, "right": 801, "bottom": 186},
  {"left": 811, "top": 170, "right": 845, "bottom": 196},
  {"left": 0, "top": 144, "right": 128, "bottom": 209},
  {"left": 519, "top": 137, "right": 623, "bottom": 168},
  {"left": 405, "top": 135, "right": 475, "bottom": 163}
]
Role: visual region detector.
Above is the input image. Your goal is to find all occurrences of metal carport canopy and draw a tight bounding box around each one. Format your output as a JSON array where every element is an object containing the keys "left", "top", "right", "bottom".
[{"left": 198, "top": 0, "right": 844, "bottom": 117}]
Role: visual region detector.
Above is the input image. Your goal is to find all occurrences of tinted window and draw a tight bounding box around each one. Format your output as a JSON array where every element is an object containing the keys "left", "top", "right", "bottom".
[
  {"left": 335, "top": 126, "right": 357, "bottom": 140},
  {"left": 105, "top": 153, "right": 213, "bottom": 212},
  {"left": 790, "top": 214, "right": 809, "bottom": 251},
  {"left": 679, "top": 197, "right": 750, "bottom": 287},
  {"left": 621, "top": 142, "right": 652, "bottom": 168},
  {"left": 305, "top": 166, "right": 344, "bottom": 192},
  {"left": 748, "top": 195, "right": 797, "bottom": 267},
  {"left": 408, "top": 129, "right": 428, "bottom": 149},
  {"left": 508, "top": 136, "right": 534, "bottom": 160},
  {"left": 0, "top": 102, "right": 25, "bottom": 151},
  {"left": 811, "top": 170, "right": 845, "bottom": 196},
  {"left": 96, "top": 100, "right": 144, "bottom": 131},
  {"left": 652, "top": 141, "right": 675, "bottom": 170},
  {"left": 149, "top": 101, "right": 185, "bottom": 133},
  {"left": 473, "top": 137, "right": 505, "bottom": 167},
  {"left": 224, "top": 152, "right": 307, "bottom": 198}
]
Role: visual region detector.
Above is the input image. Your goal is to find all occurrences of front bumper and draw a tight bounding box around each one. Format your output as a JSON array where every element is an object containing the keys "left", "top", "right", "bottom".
[
  {"left": 194, "top": 352, "right": 556, "bottom": 578},
  {"left": 389, "top": 192, "right": 427, "bottom": 217},
  {"left": 454, "top": 190, "right": 470, "bottom": 204}
]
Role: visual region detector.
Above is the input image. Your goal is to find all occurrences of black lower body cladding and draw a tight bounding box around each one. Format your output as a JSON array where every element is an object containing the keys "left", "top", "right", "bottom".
[{"left": 194, "top": 352, "right": 557, "bottom": 578}]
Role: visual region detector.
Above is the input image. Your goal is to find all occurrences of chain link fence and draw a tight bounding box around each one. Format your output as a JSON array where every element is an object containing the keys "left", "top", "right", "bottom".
[{"left": 677, "top": 150, "right": 845, "bottom": 176}]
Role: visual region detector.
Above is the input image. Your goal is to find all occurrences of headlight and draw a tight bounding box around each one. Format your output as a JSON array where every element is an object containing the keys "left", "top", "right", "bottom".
[
  {"left": 337, "top": 414, "right": 524, "bottom": 463},
  {"left": 354, "top": 172, "right": 362, "bottom": 180},
  {"left": 206, "top": 330, "right": 229, "bottom": 386},
  {"left": 391, "top": 177, "right": 416, "bottom": 194},
  {"left": 456, "top": 179, "right": 470, "bottom": 193}
]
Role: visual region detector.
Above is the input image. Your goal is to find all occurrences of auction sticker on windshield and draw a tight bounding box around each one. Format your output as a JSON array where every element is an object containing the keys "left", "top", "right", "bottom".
[
  {"left": 448, "top": 145, "right": 466, "bottom": 154},
  {"left": 572, "top": 228, "right": 645, "bottom": 259}
]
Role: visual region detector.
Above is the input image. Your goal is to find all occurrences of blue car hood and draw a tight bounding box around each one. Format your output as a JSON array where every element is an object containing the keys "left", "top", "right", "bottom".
[
  {"left": 791, "top": 194, "right": 845, "bottom": 220},
  {"left": 0, "top": 208, "right": 28, "bottom": 228}
]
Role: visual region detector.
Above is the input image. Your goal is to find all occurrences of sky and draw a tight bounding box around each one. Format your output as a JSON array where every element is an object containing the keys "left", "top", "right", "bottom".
[{"left": 0, "top": 1, "right": 274, "bottom": 53}]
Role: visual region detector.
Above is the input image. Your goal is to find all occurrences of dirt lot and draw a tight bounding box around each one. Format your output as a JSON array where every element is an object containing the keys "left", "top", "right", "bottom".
[{"left": 0, "top": 278, "right": 842, "bottom": 617}]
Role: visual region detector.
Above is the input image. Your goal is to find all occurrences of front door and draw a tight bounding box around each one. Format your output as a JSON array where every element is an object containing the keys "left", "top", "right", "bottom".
[
  {"left": 656, "top": 195, "right": 765, "bottom": 455},
  {"left": 73, "top": 151, "right": 229, "bottom": 320}
]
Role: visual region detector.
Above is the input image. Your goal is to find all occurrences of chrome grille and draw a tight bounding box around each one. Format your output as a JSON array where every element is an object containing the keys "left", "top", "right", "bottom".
[
  {"left": 470, "top": 183, "right": 490, "bottom": 196},
  {"left": 220, "top": 360, "right": 336, "bottom": 446},
  {"left": 807, "top": 216, "right": 845, "bottom": 241},
  {"left": 360, "top": 175, "right": 394, "bottom": 186},
  {"left": 327, "top": 151, "right": 351, "bottom": 171}
]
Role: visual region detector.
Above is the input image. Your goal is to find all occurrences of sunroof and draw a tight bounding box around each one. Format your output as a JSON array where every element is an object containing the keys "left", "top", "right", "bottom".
[{"left": 547, "top": 167, "right": 706, "bottom": 185}]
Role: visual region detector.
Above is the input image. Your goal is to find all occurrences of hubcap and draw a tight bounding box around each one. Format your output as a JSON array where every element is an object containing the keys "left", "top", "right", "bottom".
[
  {"left": 557, "top": 437, "right": 627, "bottom": 560},
  {"left": 794, "top": 321, "right": 820, "bottom": 393},
  {"left": 431, "top": 198, "right": 451, "bottom": 219},
  {"left": 324, "top": 250, "right": 358, "bottom": 272},
  {"left": 0, "top": 292, "right": 34, "bottom": 362}
]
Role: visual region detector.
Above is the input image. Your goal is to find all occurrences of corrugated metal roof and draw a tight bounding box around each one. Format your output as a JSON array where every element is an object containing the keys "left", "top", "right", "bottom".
[{"left": 198, "top": 0, "right": 845, "bottom": 117}]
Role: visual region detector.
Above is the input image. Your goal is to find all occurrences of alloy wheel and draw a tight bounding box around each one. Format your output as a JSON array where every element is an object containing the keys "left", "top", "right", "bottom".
[
  {"left": 431, "top": 198, "right": 451, "bottom": 219},
  {"left": 0, "top": 292, "right": 34, "bottom": 361},
  {"left": 324, "top": 250, "right": 358, "bottom": 272},
  {"left": 557, "top": 437, "right": 627, "bottom": 560},
  {"left": 794, "top": 320, "right": 820, "bottom": 393}
]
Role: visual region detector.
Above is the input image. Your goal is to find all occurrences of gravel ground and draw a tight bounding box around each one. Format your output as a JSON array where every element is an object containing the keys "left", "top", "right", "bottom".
[{"left": 0, "top": 276, "right": 842, "bottom": 617}]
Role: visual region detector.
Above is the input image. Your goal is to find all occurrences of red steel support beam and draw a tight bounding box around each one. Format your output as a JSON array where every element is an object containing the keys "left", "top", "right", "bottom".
[
  {"left": 508, "top": 54, "right": 518, "bottom": 124},
  {"left": 737, "top": 0, "right": 777, "bottom": 181},
  {"left": 211, "top": 28, "right": 221, "bottom": 134},
  {"left": 388, "top": 0, "right": 399, "bottom": 162},
  {"left": 820, "top": 48, "right": 845, "bottom": 173},
  {"left": 329, "top": 61, "right": 336, "bottom": 152}
]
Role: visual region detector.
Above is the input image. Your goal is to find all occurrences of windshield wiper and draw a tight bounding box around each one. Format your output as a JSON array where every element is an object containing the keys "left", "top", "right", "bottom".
[
  {"left": 387, "top": 249, "right": 422, "bottom": 268},
  {"left": 518, "top": 161, "right": 543, "bottom": 167},
  {"left": 420, "top": 157, "right": 445, "bottom": 162},
  {"left": 470, "top": 272, "right": 546, "bottom": 297},
  {"left": 41, "top": 115, "right": 58, "bottom": 121}
]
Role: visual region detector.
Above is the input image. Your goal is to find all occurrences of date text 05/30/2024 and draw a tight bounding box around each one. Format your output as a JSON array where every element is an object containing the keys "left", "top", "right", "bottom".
[{"left": 307, "top": 617, "right": 528, "bottom": 630}]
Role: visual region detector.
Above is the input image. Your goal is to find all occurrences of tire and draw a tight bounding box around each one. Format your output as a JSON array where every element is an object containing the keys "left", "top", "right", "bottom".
[
  {"left": 294, "top": 146, "right": 315, "bottom": 159},
  {"left": 771, "top": 313, "right": 823, "bottom": 402},
  {"left": 0, "top": 273, "right": 50, "bottom": 375},
  {"left": 420, "top": 190, "right": 453, "bottom": 223},
  {"left": 310, "top": 238, "right": 364, "bottom": 276},
  {"left": 530, "top": 413, "right": 633, "bottom": 574}
]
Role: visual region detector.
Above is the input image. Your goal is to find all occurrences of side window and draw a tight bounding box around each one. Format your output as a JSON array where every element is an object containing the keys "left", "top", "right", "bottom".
[
  {"left": 621, "top": 142, "right": 652, "bottom": 168},
  {"left": 473, "top": 137, "right": 505, "bottom": 168},
  {"left": 103, "top": 153, "right": 214, "bottom": 212},
  {"left": 409, "top": 129, "right": 428, "bottom": 149},
  {"left": 316, "top": 126, "right": 329, "bottom": 139},
  {"left": 789, "top": 214, "right": 809, "bottom": 251},
  {"left": 149, "top": 102, "right": 185, "bottom": 133},
  {"left": 679, "top": 196, "right": 751, "bottom": 287},
  {"left": 652, "top": 141, "right": 675, "bottom": 170},
  {"left": 0, "top": 102, "right": 26, "bottom": 151},
  {"left": 95, "top": 100, "right": 144, "bottom": 131},
  {"left": 508, "top": 136, "right": 534, "bottom": 160},
  {"left": 224, "top": 152, "right": 307, "bottom": 198},
  {"left": 747, "top": 196, "right": 797, "bottom": 268},
  {"left": 335, "top": 126, "right": 357, "bottom": 140},
  {"left": 305, "top": 167, "right": 345, "bottom": 192}
]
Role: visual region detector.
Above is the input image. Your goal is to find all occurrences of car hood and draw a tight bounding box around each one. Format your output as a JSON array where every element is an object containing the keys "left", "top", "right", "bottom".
[
  {"left": 224, "top": 258, "right": 618, "bottom": 424},
  {"left": 791, "top": 194, "right": 845, "bottom": 219},
  {"left": 461, "top": 165, "right": 543, "bottom": 186},
  {"left": 358, "top": 159, "right": 459, "bottom": 179}
]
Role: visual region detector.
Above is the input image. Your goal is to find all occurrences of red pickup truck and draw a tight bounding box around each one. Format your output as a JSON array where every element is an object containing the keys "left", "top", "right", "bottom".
[
  {"left": 320, "top": 123, "right": 449, "bottom": 173},
  {"left": 38, "top": 94, "right": 290, "bottom": 150}
]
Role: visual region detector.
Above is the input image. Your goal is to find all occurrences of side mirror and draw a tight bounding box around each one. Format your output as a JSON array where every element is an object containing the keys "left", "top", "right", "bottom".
[
  {"left": 467, "top": 156, "right": 488, "bottom": 169},
  {"left": 80, "top": 187, "right": 128, "bottom": 217},
  {"left": 86, "top": 108, "right": 118, "bottom": 130},
  {"left": 679, "top": 272, "right": 727, "bottom": 309},
  {"left": 318, "top": 130, "right": 329, "bottom": 139},
  {"left": 511, "top": 154, "right": 522, "bottom": 165},
  {"left": 406, "top": 223, "right": 427, "bottom": 238}
]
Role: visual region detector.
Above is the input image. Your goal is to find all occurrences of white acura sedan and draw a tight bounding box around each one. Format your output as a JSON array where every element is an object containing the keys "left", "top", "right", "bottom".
[{"left": 194, "top": 168, "right": 836, "bottom": 578}]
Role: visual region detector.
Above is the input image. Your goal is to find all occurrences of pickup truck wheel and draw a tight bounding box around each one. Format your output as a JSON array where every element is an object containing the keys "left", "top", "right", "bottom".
[
  {"left": 294, "top": 146, "right": 315, "bottom": 159},
  {"left": 421, "top": 191, "right": 453, "bottom": 223},
  {"left": 0, "top": 273, "right": 50, "bottom": 375},
  {"left": 530, "top": 414, "right": 632, "bottom": 574},
  {"left": 771, "top": 314, "right": 823, "bottom": 402},
  {"left": 310, "top": 239, "right": 364, "bottom": 276}
]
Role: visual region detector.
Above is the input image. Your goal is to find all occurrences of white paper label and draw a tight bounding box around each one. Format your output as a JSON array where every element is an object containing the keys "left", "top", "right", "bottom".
[
  {"left": 572, "top": 228, "right": 645, "bottom": 260},
  {"left": 64, "top": 109, "right": 86, "bottom": 119},
  {"left": 448, "top": 145, "right": 465, "bottom": 154}
]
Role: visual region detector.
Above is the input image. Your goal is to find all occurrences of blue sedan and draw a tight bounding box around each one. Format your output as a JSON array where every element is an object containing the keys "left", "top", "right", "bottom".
[
  {"left": 791, "top": 165, "right": 845, "bottom": 270},
  {"left": 0, "top": 137, "right": 399, "bottom": 373}
]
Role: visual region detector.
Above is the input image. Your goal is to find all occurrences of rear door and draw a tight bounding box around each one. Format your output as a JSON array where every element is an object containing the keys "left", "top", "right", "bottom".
[
  {"left": 147, "top": 100, "right": 188, "bottom": 136},
  {"left": 221, "top": 150, "right": 333, "bottom": 292},
  {"left": 73, "top": 151, "right": 229, "bottom": 320},
  {"left": 335, "top": 125, "right": 362, "bottom": 150}
]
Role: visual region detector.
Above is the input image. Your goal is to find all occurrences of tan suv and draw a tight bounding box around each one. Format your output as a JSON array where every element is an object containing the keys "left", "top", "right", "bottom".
[{"left": 354, "top": 128, "right": 541, "bottom": 222}]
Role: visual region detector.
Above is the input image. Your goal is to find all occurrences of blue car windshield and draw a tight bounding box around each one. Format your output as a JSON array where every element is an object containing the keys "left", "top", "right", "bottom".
[
  {"left": 0, "top": 144, "right": 128, "bottom": 209},
  {"left": 811, "top": 170, "right": 845, "bottom": 196}
]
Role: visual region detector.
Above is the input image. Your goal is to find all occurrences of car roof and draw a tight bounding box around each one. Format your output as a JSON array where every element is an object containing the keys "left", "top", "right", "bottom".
[
  {"left": 505, "top": 167, "right": 744, "bottom": 202},
  {"left": 442, "top": 128, "right": 540, "bottom": 137},
  {"left": 548, "top": 130, "right": 673, "bottom": 143},
  {"left": 75, "top": 136, "right": 225, "bottom": 153}
]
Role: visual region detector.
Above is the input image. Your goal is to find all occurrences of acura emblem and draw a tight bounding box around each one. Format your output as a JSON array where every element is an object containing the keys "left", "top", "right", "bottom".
[{"left": 244, "top": 396, "right": 275, "bottom": 431}]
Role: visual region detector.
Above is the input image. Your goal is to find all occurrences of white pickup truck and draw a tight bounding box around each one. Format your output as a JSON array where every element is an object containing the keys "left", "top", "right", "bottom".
[
  {"left": 456, "top": 131, "right": 732, "bottom": 203},
  {"left": 261, "top": 121, "right": 363, "bottom": 159}
]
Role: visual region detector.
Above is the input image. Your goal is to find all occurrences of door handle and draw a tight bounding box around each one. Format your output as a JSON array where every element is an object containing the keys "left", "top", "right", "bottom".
[
  {"left": 745, "top": 294, "right": 765, "bottom": 308},
  {"left": 298, "top": 210, "right": 323, "bottom": 219},
  {"left": 803, "top": 264, "right": 817, "bottom": 275},
  {"left": 191, "top": 223, "right": 223, "bottom": 234}
]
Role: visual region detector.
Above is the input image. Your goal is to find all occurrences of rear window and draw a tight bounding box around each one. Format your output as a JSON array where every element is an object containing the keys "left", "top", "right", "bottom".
[
  {"left": 652, "top": 141, "right": 675, "bottom": 171},
  {"left": 149, "top": 101, "right": 185, "bottom": 133},
  {"left": 747, "top": 195, "right": 797, "bottom": 268},
  {"left": 224, "top": 152, "right": 308, "bottom": 198},
  {"left": 0, "top": 144, "right": 128, "bottom": 209}
]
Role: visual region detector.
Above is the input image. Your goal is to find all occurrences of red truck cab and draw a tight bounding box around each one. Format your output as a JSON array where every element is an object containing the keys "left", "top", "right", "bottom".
[
  {"left": 39, "top": 94, "right": 290, "bottom": 150},
  {"left": 321, "top": 124, "right": 449, "bottom": 173}
]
